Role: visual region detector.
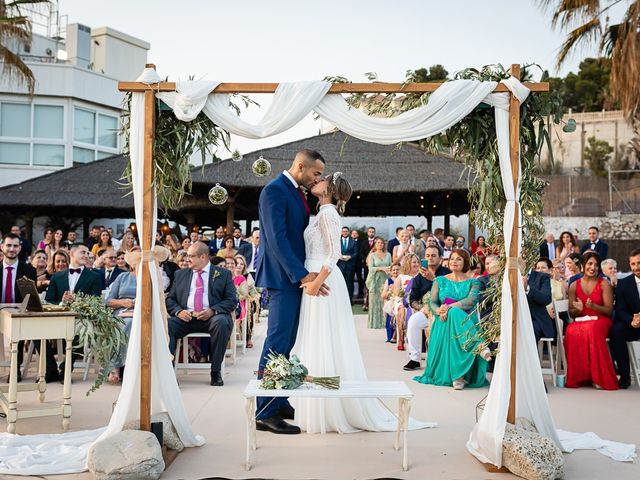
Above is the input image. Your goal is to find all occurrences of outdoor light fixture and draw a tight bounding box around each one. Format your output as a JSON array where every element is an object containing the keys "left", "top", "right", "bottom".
[
  {"left": 161, "top": 222, "right": 171, "bottom": 235},
  {"left": 129, "top": 222, "right": 137, "bottom": 232},
  {"left": 356, "top": 195, "right": 361, "bottom": 199},
  {"left": 192, "top": 225, "right": 199, "bottom": 232}
]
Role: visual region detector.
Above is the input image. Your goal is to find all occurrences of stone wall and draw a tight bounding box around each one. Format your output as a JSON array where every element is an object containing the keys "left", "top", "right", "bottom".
[{"left": 543, "top": 214, "right": 640, "bottom": 241}]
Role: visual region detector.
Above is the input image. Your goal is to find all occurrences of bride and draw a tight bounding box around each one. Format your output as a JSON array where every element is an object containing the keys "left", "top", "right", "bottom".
[{"left": 292, "top": 172, "right": 434, "bottom": 433}]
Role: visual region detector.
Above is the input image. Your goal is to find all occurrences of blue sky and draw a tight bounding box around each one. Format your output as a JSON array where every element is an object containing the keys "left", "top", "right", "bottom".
[{"left": 58, "top": 0, "right": 611, "bottom": 155}]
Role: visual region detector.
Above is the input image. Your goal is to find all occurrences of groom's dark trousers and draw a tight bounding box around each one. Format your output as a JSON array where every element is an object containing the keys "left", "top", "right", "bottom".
[
  {"left": 255, "top": 171, "right": 310, "bottom": 421},
  {"left": 256, "top": 288, "right": 302, "bottom": 419}
]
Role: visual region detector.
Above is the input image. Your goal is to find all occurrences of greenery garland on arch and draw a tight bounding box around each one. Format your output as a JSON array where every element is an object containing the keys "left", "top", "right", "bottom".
[{"left": 329, "top": 64, "right": 565, "bottom": 345}]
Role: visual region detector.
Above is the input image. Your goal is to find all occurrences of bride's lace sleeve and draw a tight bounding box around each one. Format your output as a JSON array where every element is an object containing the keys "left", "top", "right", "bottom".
[{"left": 317, "top": 208, "right": 341, "bottom": 270}]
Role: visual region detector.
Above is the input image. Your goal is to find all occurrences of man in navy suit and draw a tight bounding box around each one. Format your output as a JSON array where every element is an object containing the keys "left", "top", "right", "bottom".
[
  {"left": 387, "top": 226, "right": 402, "bottom": 254},
  {"left": 539, "top": 232, "right": 557, "bottom": 260},
  {"left": 1, "top": 233, "right": 38, "bottom": 382},
  {"left": 337, "top": 227, "right": 358, "bottom": 302},
  {"left": 208, "top": 226, "right": 225, "bottom": 257},
  {"left": 93, "top": 249, "right": 124, "bottom": 289},
  {"left": 255, "top": 148, "right": 326, "bottom": 434},
  {"left": 166, "top": 241, "right": 237, "bottom": 386},
  {"left": 238, "top": 229, "right": 260, "bottom": 274},
  {"left": 610, "top": 249, "right": 640, "bottom": 389},
  {"left": 580, "top": 226, "right": 608, "bottom": 258},
  {"left": 524, "top": 260, "right": 554, "bottom": 343}
]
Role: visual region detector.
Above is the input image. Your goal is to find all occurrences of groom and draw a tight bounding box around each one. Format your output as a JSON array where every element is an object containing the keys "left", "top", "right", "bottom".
[{"left": 255, "top": 148, "right": 326, "bottom": 434}]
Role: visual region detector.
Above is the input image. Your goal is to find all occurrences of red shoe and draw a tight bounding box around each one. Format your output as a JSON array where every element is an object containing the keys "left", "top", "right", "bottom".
[{"left": 397, "top": 344, "right": 405, "bottom": 351}]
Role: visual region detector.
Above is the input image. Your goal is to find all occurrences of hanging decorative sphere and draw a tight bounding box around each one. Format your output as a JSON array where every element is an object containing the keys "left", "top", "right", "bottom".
[
  {"left": 208, "top": 183, "right": 228, "bottom": 205},
  {"left": 231, "top": 149, "right": 243, "bottom": 162},
  {"left": 252, "top": 156, "right": 272, "bottom": 177}
]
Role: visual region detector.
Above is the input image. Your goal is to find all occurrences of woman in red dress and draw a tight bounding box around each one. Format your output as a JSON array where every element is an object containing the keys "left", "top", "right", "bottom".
[{"left": 564, "top": 252, "right": 618, "bottom": 390}]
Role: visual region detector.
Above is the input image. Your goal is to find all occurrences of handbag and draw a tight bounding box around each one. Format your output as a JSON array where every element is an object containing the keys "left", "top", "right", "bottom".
[{"left": 382, "top": 298, "right": 396, "bottom": 316}]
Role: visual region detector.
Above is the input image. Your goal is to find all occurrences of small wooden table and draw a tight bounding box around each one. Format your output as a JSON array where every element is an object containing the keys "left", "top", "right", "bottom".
[
  {"left": 242, "top": 380, "right": 414, "bottom": 471},
  {"left": 0, "top": 309, "right": 76, "bottom": 433}
]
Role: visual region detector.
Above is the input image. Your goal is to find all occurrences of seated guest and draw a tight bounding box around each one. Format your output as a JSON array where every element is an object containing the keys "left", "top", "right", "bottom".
[
  {"left": 94, "top": 249, "right": 124, "bottom": 290},
  {"left": 414, "top": 249, "right": 489, "bottom": 390},
  {"left": 166, "top": 241, "right": 237, "bottom": 386},
  {"left": 216, "top": 235, "right": 237, "bottom": 259},
  {"left": 1, "top": 233, "right": 37, "bottom": 382},
  {"left": 564, "top": 252, "right": 618, "bottom": 390},
  {"left": 119, "top": 230, "right": 137, "bottom": 252},
  {"left": 115, "top": 250, "right": 127, "bottom": 271},
  {"left": 539, "top": 232, "right": 557, "bottom": 261},
  {"left": 90, "top": 230, "right": 114, "bottom": 256},
  {"left": 104, "top": 255, "right": 138, "bottom": 383},
  {"left": 175, "top": 250, "right": 189, "bottom": 269},
  {"left": 392, "top": 253, "right": 420, "bottom": 351},
  {"left": 580, "top": 226, "right": 608, "bottom": 258},
  {"left": 547, "top": 258, "right": 568, "bottom": 320},
  {"left": 381, "top": 263, "right": 401, "bottom": 343},
  {"left": 610, "top": 249, "right": 640, "bottom": 389},
  {"left": 601, "top": 258, "right": 618, "bottom": 289},
  {"left": 403, "top": 245, "right": 450, "bottom": 371},
  {"left": 564, "top": 253, "right": 582, "bottom": 282},
  {"left": 238, "top": 229, "right": 260, "bottom": 275},
  {"left": 45, "top": 243, "right": 103, "bottom": 381},
  {"left": 31, "top": 249, "right": 49, "bottom": 293},
  {"left": 525, "top": 258, "right": 554, "bottom": 343}
]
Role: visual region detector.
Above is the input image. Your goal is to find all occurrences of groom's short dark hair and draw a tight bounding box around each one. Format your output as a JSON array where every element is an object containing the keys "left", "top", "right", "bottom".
[{"left": 298, "top": 148, "right": 325, "bottom": 164}]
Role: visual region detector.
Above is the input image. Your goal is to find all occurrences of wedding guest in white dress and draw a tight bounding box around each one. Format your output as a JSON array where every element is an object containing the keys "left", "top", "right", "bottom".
[{"left": 292, "top": 172, "right": 434, "bottom": 434}]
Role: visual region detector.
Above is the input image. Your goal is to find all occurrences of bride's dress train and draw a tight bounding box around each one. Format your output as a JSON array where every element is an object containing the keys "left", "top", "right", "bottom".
[{"left": 291, "top": 204, "right": 435, "bottom": 433}]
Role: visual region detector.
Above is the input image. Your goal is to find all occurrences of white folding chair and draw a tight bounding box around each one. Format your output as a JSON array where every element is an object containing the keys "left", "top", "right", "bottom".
[
  {"left": 628, "top": 341, "right": 640, "bottom": 387},
  {"left": 538, "top": 336, "right": 557, "bottom": 386},
  {"left": 552, "top": 299, "right": 570, "bottom": 376},
  {"left": 174, "top": 332, "right": 218, "bottom": 375}
]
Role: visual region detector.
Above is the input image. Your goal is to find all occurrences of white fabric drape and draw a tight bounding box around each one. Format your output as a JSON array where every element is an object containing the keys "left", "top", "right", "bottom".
[{"left": 98, "top": 74, "right": 205, "bottom": 448}]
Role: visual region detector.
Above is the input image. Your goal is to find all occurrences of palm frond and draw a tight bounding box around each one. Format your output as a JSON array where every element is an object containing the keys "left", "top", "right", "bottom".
[
  {"left": 556, "top": 16, "right": 601, "bottom": 67},
  {"left": 538, "top": 0, "right": 601, "bottom": 28},
  {"left": 609, "top": 0, "right": 640, "bottom": 118},
  {"left": 0, "top": 44, "right": 34, "bottom": 94}
]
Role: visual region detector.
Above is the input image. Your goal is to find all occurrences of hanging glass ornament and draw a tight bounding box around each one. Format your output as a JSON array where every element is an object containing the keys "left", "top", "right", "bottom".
[
  {"left": 231, "top": 149, "right": 243, "bottom": 162},
  {"left": 208, "top": 183, "right": 228, "bottom": 205},
  {"left": 252, "top": 156, "right": 272, "bottom": 177}
]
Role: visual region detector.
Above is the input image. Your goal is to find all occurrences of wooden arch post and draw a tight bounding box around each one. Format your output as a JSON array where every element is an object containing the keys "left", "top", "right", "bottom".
[{"left": 118, "top": 64, "right": 546, "bottom": 432}]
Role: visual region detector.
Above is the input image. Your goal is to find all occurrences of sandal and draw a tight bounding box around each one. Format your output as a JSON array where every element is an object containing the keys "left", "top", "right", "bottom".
[
  {"left": 107, "top": 369, "right": 121, "bottom": 384},
  {"left": 246, "top": 340, "right": 254, "bottom": 349},
  {"left": 452, "top": 379, "right": 466, "bottom": 390}
]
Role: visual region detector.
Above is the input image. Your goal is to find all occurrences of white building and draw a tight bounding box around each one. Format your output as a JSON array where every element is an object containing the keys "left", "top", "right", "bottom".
[{"left": 0, "top": 16, "right": 149, "bottom": 187}]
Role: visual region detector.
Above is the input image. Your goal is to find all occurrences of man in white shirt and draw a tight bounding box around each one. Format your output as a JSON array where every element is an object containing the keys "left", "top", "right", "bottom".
[
  {"left": 208, "top": 226, "right": 225, "bottom": 256},
  {"left": 442, "top": 235, "right": 455, "bottom": 259},
  {"left": 232, "top": 227, "right": 248, "bottom": 249},
  {"left": 539, "top": 232, "right": 556, "bottom": 260}
]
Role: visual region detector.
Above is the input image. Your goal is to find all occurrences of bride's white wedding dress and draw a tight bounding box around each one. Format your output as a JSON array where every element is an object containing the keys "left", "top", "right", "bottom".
[{"left": 292, "top": 204, "right": 435, "bottom": 433}]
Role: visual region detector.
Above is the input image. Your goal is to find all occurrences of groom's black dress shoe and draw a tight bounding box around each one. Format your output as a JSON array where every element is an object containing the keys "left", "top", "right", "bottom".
[
  {"left": 278, "top": 405, "right": 295, "bottom": 420},
  {"left": 256, "top": 415, "right": 301, "bottom": 434},
  {"left": 210, "top": 371, "right": 224, "bottom": 386},
  {"left": 619, "top": 377, "right": 631, "bottom": 389}
]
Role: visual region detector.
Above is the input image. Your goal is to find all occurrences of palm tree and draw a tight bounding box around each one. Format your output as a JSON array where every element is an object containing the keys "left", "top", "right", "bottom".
[
  {"left": 538, "top": 0, "right": 640, "bottom": 162},
  {"left": 0, "top": 0, "right": 49, "bottom": 96}
]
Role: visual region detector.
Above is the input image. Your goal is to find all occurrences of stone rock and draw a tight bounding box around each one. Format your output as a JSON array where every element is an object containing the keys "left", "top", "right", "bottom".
[
  {"left": 124, "top": 411, "right": 185, "bottom": 452},
  {"left": 502, "top": 418, "right": 564, "bottom": 480},
  {"left": 88, "top": 430, "right": 164, "bottom": 480}
]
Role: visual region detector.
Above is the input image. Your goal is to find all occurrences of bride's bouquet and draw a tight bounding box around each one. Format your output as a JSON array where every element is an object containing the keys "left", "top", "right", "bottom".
[{"left": 260, "top": 351, "right": 340, "bottom": 390}]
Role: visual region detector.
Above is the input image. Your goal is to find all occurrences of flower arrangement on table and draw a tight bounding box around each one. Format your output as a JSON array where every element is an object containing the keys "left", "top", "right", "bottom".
[
  {"left": 70, "top": 293, "right": 128, "bottom": 395},
  {"left": 260, "top": 352, "right": 340, "bottom": 390}
]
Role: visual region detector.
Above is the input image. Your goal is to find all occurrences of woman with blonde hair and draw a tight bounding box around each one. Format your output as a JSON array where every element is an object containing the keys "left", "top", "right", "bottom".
[{"left": 392, "top": 253, "right": 421, "bottom": 351}]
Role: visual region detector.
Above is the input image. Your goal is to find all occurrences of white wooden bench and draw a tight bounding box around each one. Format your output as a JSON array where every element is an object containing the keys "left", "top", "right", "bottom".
[{"left": 242, "top": 379, "right": 414, "bottom": 471}]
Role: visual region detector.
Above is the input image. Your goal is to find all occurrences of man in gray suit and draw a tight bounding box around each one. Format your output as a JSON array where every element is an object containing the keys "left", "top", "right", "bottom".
[{"left": 166, "top": 241, "right": 237, "bottom": 386}]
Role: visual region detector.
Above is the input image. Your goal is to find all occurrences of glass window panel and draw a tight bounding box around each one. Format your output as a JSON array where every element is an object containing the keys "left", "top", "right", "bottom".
[
  {"left": 33, "top": 144, "right": 64, "bottom": 166},
  {"left": 98, "top": 114, "right": 118, "bottom": 148},
  {"left": 34, "top": 105, "right": 64, "bottom": 139},
  {"left": 74, "top": 108, "right": 95, "bottom": 143},
  {"left": 73, "top": 146, "right": 95, "bottom": 163},
  {"left": 0, "top": 142, "right": 30, "bottom": 164},
  {"left": 97, "top": 150, "right": 115, "bottom": 160},
  {"left": 1, "top": 104, "right": 30, "bottom": 137}
]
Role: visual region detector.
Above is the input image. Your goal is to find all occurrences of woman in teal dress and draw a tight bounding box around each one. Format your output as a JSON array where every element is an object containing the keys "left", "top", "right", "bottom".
[
  {"left": 414, "top": 249, "right": 490, "bottom": 390},
  {"left": 365, "top": 237, "right": 392, "bottom": 329}
]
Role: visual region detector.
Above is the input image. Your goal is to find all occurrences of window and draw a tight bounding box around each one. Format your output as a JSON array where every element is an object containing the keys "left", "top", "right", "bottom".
[
  {"left": 98, "top": 114, "right": 118, "bottom": 148},
  {"left": 34, "top": 105, "right": 64, "bottom": 139},
  {"left": 0, "top": 142, "right": 30, "bottom": 165},
  {"left": 74, "top": 108, "right": 95, "bottom": 144},
  {"left": 33, "top": 144, "right": 64, "bottom": 166},
  {"left": 73, "top": 146, "right": 95, "bottom": 164},
  {"left": 1, "top": 103, "right": 30, "bottom": 137}
]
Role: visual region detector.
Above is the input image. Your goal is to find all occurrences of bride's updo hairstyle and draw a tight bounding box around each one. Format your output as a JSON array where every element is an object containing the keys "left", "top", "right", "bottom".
[{"left": 325, "top": 172, "right": 352, "bottom": 215}]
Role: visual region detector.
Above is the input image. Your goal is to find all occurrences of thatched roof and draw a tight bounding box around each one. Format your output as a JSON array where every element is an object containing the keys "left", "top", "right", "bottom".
[
  {"left": 0, "top": 131, "right": 470, "bottom": 224},
  {"left": 0, "top": 155, "right": 134, "bottom": 217},
  {"left": 192, "top": 131, "right": 466, "bottom": 193}
]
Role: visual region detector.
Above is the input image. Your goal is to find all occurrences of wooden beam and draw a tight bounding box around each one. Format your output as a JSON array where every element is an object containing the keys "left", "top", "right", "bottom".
[
  {"left": 119, "top": 81, "right": 549, "bottom": 94},
  {"left": 507, "top": 64, "right": 521, "bottom": 425},
  {"left": 140, "top": 87, "right": 155, "bottom": 433}
]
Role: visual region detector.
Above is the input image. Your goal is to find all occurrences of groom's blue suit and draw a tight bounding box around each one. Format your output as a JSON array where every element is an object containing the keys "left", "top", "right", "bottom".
[{"left": 255, "top": 172, "right": 309, "bottom": 420}]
